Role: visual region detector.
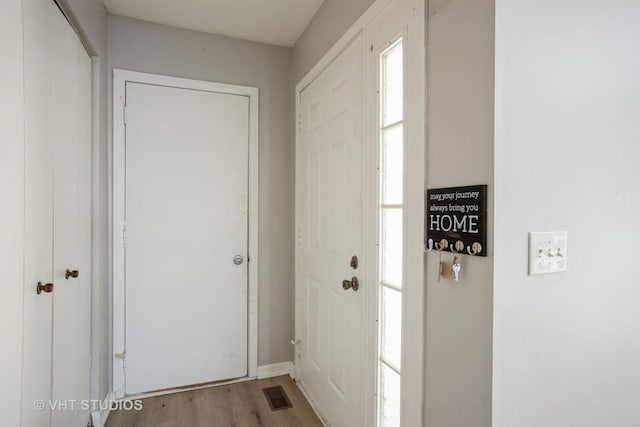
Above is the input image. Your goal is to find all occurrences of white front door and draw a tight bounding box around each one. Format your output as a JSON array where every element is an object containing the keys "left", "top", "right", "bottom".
[
  {"left": 124, "top": 82, "right": 250, "bottom": 395},
  {"left": 298, "top": 33, "right": 365, "bottom": 426}
]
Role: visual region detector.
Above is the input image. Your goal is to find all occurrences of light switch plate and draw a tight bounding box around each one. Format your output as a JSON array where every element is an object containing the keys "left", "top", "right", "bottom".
[{"left": 528, "top": 231, "right": 567, "bottom": 275}]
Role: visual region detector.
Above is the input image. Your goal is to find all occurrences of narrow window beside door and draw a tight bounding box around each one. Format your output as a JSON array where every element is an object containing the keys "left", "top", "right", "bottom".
[{"left": 377, "top": 39, "right": 404, "bottom": 427}]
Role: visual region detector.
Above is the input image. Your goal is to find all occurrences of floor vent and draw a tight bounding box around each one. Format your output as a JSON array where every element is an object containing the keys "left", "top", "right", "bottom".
[{"left": 262, "top": 385, "right": 293, "bottom": 411}]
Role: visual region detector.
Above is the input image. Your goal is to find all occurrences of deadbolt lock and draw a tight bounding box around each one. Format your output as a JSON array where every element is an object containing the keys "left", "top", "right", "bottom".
[
  {"left": 342, "top": 276, "right": 359, "bottom": 292},
  {"left": 350, "top": 255, "right": 359, "bottom": 270}
]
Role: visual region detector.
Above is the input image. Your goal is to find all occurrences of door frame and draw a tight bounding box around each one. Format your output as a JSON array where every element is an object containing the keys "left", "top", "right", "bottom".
[
  {"left": 112, "top": 69, "right": 259, "bottom": 398},
  {"left": 294, "top": 0, "right": 425, "bottom": 425}
]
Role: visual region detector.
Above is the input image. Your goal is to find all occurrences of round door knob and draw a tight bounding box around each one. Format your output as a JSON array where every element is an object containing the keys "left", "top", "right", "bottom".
[
  {"left": 65, "top": 269, "right": 79, "bottom": 279},
  {"left": 37, "top": 282, "right": 54, "bottom": 295},
  {"left": 233, "top": 255, "right": 244, "bottom": 265}
]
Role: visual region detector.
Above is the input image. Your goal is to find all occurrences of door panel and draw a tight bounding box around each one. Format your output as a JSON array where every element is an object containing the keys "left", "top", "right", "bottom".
[
  {"left": 299, "top": 33, "right": 364, "bottom": 427},
  {"left": 51, "top": 7, "right": 93, "bottom": 426},
  {"left": 22, "top": 0, "right": 56, "bottom": 423},
  {"left": 124, "top": 83, "right": 249, "bottom": 395}
]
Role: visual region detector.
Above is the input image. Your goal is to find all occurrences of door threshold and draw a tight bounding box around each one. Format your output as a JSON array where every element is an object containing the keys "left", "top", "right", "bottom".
[{"left": 120, "top": 375, "right": 255, "bottom": 401}]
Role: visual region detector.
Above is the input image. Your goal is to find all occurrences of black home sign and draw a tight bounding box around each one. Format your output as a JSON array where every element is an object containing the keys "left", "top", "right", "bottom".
[{"left": 425, "top": 185, "right": 487, "bottom": 257}]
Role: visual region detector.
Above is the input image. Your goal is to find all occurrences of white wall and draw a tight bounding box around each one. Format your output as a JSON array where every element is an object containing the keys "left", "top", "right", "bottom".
[
  {"left": 493, "top": 0, "right": 640, "bottom": 425},
  {"left": 425, "top": 0, "right": 495, "bottom": 426},
  {"left": 0, "top": 1, "right": 25, "bottom": 425},
  {"left": 58, "top": 0, "right": 111, "bottom": 402},
  {"left": 107, "top": 15, "right": 295, "bottom": 366}
]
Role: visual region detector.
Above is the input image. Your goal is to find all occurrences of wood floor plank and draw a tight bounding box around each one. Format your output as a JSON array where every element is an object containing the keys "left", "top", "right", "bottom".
[{"left": 104, "top": 376, "right": 323, "bottom": 427}]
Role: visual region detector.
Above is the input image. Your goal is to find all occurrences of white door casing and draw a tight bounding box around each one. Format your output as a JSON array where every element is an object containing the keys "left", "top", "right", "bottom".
[
  {"left": 112, "top": 71, "right": 260, "bottom": 398},
  {"left": 367, "top": 1, "right": 425, "bottom": 426},
  {"left": 297, "top": 33, "right": 365, "bottom": 427}
]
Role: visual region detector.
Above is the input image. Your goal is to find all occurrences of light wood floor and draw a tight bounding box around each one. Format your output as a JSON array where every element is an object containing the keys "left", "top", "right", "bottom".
[{"left": 105, "top": 376, "right": 323, "bottom": 427}]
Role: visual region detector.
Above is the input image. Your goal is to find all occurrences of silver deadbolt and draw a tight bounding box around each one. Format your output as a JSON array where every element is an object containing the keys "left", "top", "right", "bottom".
[
  {"left": 233, "top": 255, "right": 244, "bottom": 265},
  {"left": 342, "top": 276, "right": 359, "bottom": 291}
]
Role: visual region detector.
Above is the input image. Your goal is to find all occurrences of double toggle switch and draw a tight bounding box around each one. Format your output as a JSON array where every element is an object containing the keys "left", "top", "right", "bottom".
[{"left": 528, "top": 231, "right": 568, "bottom": 275}]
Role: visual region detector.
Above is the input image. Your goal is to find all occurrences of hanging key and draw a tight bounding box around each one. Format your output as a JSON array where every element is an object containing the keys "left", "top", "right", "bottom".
[{"left": 452, "top": 256, "right": 461, "bottom": 282}]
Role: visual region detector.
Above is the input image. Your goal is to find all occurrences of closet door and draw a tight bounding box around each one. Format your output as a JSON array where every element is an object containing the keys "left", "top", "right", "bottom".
[
  {"left": 22, "top": 0, "right": 55, "bottom": 424},
  {"left": 21, "top": 1, "right": 92, "bottom": 425},
  {"left": 50, "top": 6, "right": 92, "bottom": 427}
]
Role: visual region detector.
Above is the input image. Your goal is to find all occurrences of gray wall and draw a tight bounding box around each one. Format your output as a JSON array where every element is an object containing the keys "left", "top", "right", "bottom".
[
  {"left": 493, "top": 0, "right": 640, "bottom": 425},
  {"left": 58, "top": 0, "right": 111, "bottom": 403},
  {"left": 292, "top": 0, "right": 375, "bottom": 84},
  {"left": 425, "top": 0, "right": 495, "bottom": 426},
  {"left": 108, "top": 15, "right": 295, "bottom": 366},
  {"left": 0, "top": 1, "right": 25, "bottom": 425}
]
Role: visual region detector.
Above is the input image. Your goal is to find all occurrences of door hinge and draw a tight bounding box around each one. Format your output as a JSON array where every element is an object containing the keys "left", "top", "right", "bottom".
[
  {"left": 297, "top": 112, "right": 302, "bottom": 135},
  {"left": 123, "top": 105, "right": 128, "bottom": 125},
  {"left": 114, "top": 352, "right": 126, "bottom": 360},
  {"left": 122, "top": 225, "right": 127, "bottom": 248}
]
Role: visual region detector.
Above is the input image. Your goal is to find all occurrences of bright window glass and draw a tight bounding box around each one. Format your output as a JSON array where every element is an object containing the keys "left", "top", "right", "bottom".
[
  {"left": 381, "top": 286, "right": 402, "bottom": 369},
  {"left": 380, "top": 363, "right": 401, "bottom": 427},
  {"left": 382, "top": 125, "right": 403, "bottom": 205},
  {"left": 378, "top": 39, "right": 403, "bottom": 427},
  {"left": 382, "top": 43, "right": 403, "bottom": 126},
  {"left": 381, "top": 209, "right": 403, "bottom": 287}
]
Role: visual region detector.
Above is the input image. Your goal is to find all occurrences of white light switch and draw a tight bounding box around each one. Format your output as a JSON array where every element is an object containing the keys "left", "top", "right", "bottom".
[{"left": 528, "top": 231, "right": 567, "bottom": 275}]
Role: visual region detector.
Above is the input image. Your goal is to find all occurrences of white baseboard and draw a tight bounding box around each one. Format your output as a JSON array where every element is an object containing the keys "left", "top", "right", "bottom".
[
  {"left": 257, "top": 361, "right": 295, "bottom": 379},
  {"left": 90, "top": 391, "right": 113, "bottom": 427}
]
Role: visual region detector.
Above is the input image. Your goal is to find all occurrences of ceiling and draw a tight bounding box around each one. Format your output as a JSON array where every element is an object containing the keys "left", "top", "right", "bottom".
[{"left": 103, "top": 0, "right": 324, "bottom": 47}]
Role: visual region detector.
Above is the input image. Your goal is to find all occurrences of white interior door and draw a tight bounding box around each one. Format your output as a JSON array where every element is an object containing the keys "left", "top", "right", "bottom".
[
  {"left": 22, "top": 0, "right": 56, "bottom": 424},
  {"left": 298, "top": 34, "right": 365, "bottom": 427},
  {"left": 124, "top": 82, "right": 250, "bottom": 395},
  {"left": 51, "top": 6, "right": 93, "bottom": 426},
  {"left": 22, "top": 1, "right": 92, "bottom": 425}
]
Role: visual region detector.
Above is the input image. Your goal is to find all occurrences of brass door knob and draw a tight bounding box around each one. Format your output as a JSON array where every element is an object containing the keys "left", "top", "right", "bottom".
[
  {"left": 37, "top": 282, "right": 54, "bottom": 295},
  {"left": 65, "top": 269, "right": 79, "bottom": 279}
]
